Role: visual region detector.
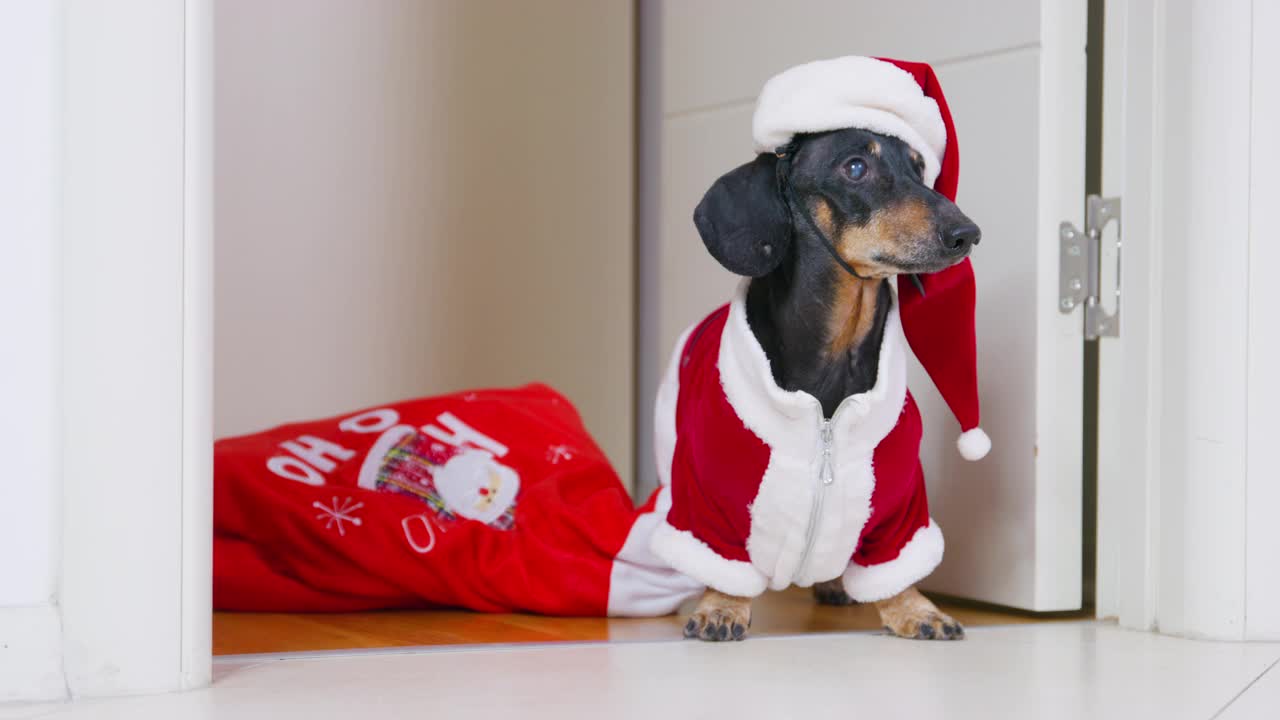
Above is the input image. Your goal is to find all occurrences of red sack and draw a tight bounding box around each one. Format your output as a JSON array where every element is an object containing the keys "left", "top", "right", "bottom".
[{"left": 214, "top": 384, "right": 700, "bottom": 616}]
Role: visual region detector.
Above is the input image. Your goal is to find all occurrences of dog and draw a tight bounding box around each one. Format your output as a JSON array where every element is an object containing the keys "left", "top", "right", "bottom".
[{"left": 677, "top": 127, "right": 980, "bottom": 642}]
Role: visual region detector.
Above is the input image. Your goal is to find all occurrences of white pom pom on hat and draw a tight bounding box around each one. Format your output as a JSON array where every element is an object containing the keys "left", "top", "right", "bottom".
[{"left": 957, "top": 428, "right": 992, "bottom": 462}]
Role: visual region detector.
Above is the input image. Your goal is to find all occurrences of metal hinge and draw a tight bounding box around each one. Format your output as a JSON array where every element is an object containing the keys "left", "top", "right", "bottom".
[{"left": 1059, "top": 195, "right": 1121, "bottom": 340}]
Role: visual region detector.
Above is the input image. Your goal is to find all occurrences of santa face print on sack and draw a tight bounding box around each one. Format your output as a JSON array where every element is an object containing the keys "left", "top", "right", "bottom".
[
  {"left": 433, "top": 449, "right": 520, "bottom": 525},
  {"left": 375, "top": 430, "right": 520, "bottom": 529}
]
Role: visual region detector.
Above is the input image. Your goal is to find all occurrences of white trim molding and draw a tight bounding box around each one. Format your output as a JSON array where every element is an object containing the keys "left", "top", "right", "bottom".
[
  {"left": 1097, "top": 0, "right": 1278, "bottom": 641},
  {"left": 1244, "top": 0, "right": 1280, "bottom": 641},
  {"left": 180, "top": 0, "right": 215, "bottom": 689},
  {"left": 57, "top": 0, "right": 214, "bottom": 697}
]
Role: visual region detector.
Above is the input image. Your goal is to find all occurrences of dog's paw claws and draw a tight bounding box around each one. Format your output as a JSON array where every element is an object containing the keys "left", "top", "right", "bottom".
[
  {"left": 684, "top": 607, "right": 752, "bottom": 643},
  {"left": 884, "top": 613, "right": 965, "bottom": 641},
  {"left": 877, "top": 587, "right": 964, "bottom": 641}
]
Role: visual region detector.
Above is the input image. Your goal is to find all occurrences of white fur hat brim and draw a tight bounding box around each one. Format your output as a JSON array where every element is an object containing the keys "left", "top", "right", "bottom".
[{"left": 752, "top": 56, "right": 947, "bottom": 188}]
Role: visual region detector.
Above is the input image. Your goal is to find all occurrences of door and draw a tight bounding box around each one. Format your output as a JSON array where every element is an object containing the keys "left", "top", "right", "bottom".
[{"left": 641, "top": 0, "right": 1086, "bottom": 610}]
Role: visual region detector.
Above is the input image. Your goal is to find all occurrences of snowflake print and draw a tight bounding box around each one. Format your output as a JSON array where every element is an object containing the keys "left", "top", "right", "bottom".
[
  {"left": 313, "top": 496, "right": 364, "bottom": 536},
  {"left": 545, "top": 444, "right": 575, "bottom": 465}
]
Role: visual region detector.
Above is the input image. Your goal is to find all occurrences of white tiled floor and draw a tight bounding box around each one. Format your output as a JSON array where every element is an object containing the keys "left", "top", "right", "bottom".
[{"left": 4, "top": 622, "right": 1279, "bottom": 719}]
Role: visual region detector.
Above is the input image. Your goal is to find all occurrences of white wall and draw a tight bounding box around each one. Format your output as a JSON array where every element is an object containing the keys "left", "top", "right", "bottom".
[
  {"left": 0, "top": 0, "right": 67, "bottom": 702},
  {"left": 0, "top": 0, "right": 60, "bottom": 611},
  {"left": 215, "top": 0, "right": 637, "bottom": 486}
]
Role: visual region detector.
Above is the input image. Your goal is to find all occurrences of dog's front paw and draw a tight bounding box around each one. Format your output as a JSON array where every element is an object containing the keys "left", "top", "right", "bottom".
[
  {"left": 684, "top": 589, "right": 752, "bottom": 642},
  {"left": 875, "top": 586, "right": 965, "bottom": 641},
  {"left": 881, "top": 611, "right": 964, "bottom": 640},
  {"left": 683, "top": 608, "right": 749, "bottom": 642}
]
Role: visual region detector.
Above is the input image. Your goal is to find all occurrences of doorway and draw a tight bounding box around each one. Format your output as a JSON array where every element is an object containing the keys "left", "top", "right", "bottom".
[{"left": 210, "top": 0, "right": 1095, "bottom": 659}]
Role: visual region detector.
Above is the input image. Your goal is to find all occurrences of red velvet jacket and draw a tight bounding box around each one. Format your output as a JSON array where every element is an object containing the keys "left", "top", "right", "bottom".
[{"left": 649, "top": 282, "right": 944, "bottom": 602}]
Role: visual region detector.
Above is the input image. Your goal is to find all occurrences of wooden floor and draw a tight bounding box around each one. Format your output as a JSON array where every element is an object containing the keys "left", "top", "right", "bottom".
[{"left": 213, "top": 587, "right": 1089, "bottom": 655}]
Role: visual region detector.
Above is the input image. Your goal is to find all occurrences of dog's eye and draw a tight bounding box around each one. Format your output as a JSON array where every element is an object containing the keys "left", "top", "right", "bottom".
[{"left": 846, "top": 158, "right": 868, "bottom": 181}]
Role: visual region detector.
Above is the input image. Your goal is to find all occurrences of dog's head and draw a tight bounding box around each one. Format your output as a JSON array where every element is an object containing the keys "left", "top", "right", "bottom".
[{"left": 694, "top": 128, "right": 979, "bottom": 279}]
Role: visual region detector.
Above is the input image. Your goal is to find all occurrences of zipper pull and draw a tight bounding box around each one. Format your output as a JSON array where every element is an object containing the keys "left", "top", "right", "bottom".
[{"left": 820, "top": 421, "right": 834, "bottom": 485}]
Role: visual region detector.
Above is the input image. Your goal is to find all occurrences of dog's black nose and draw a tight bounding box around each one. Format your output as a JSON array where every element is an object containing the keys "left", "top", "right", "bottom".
[{"left": 942, "top": 224, "right": 981, "bottom": 255}]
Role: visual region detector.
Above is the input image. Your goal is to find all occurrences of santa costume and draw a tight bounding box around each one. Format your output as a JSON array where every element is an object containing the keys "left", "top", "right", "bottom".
[
  {"left": 213, "top": 56, "right": 986, "bottom": 615},
  {"left": 649, "top": 56, "right": 989, "bottom": 603}
]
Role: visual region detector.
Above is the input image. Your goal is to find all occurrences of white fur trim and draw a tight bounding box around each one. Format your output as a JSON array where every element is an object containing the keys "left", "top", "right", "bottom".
[
  {"left": 747, "top": 449, "right": 880, "bottom": 591},
  {"left": 650, "top": 521, "right": 768, "bottom": 598},
  {"left": 608, "top": 486, "right": 705, "bottom": 617},
  {"left": 654, "top": 324, "right": 695, "bottom": 488},
  {"left": 722, "top": 280, "right": 910, "bottom": 588},
  {"left": 615, "top": 323, "right": 708, "bottom": 614},
  {"left": 718, "top": 279, "right": 823, "bottom": 452},
  {"left": 718, "top": 280, "right": 907, "bottom": 455},
  {"left": 841, "top": 520, "right": 945, "bottom": 603},
  {"left": 957, "top": 427, "right": 991, "bottom": 461},
  {"left": 752, "top": 56, "right": 945, "bottom": 187}
]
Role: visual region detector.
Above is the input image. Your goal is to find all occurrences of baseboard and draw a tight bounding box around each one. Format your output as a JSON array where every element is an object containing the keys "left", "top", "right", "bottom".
[{"left": 0, "top": 605, "right": 68, "bottom": 703}]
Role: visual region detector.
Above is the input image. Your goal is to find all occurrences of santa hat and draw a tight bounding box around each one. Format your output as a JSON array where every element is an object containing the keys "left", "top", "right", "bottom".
[{"left": 752, "top": 56, "right": 990, "bottom": 461}]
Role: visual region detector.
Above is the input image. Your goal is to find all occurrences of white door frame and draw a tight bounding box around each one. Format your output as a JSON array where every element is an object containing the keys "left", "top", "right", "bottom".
[
  {"left": 13, "top": 2, "right": 1276, "bottom": 704},
  {"left": 56, "top": 0, "right": 213, "bottom": 698},
  {"left": 1096, "top": 0, "right": 1279, "bottom": 641},
  {"left": 1094, "top": 0, "right": 1162, "bottom": 636},
  {"left": 180, "top": 0, "right": 215, "bottom": 688}
]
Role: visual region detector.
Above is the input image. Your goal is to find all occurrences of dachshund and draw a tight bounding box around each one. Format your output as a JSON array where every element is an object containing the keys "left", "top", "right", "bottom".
[{"left": 680, "top": 127, "right": 979, "bottom": 641}]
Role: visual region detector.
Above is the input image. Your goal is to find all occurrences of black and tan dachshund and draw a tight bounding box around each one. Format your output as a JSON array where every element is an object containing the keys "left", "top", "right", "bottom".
[{"left": 686, "top": 127, "right": 980, "bottom": 641}]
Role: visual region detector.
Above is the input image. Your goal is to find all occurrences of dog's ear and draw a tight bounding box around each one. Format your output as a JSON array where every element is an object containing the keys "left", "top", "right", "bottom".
[{"left": 693, "top": 153, "right": 791, "bottom": 277}]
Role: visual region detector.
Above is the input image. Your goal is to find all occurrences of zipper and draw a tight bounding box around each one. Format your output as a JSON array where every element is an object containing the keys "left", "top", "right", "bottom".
[
  {"left": 794, "top": 417, "right": 836, "bottom": 583},
  {"left": 790, "top": 297, "right": 890, "bottom": 584}
]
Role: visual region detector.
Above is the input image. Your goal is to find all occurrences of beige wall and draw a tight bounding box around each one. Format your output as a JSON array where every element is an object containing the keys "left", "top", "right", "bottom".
[{"left": 216, "top": 0, "right": 636, "bottom": 486}]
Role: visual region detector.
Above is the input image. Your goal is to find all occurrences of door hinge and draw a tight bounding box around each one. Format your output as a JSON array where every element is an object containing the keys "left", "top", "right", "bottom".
[{"left": 1059, "top": 195, "right": 1121, "bottom": 340}]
